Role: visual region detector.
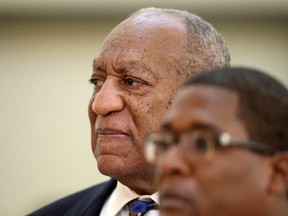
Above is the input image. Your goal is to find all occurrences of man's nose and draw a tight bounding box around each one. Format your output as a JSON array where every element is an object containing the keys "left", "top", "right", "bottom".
[
  {"left": 156, "top": 147, "right": 191, "bottom": 181},
  {"left": 91, "top": 79, "right": 125, "bottom": 116}
]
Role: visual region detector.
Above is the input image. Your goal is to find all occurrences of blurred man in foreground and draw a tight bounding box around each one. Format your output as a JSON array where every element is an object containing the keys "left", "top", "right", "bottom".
[{"left": 146, "top": 67, "right": 288, "bottom": 216}]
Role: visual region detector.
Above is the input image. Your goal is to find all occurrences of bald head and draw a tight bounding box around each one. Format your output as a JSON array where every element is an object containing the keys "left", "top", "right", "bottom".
[
  {"left": 131, "top": 8, "right": 231, "bottom": 73},
  {"left": 101, "top": 7, "right": 230, "bottom": 81}
]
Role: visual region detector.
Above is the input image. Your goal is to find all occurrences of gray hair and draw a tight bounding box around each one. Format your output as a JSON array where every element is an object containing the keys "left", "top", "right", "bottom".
[{"left": 131, "top": 8, "right": 230, "bottom": 72}]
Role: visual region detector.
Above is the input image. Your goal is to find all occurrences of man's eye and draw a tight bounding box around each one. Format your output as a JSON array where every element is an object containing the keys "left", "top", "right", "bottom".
[
  {"left": 194, "top": 137, "right": 210, "bottom": 152},
  {"left": 89, "top": 78, "right": 104, "bottom": 88},
  {"left": 123, "top": 77, "right": 142, "bottom": 87},
  {"left": 156, "top": 140, "right": 170, "bottom": 151}
]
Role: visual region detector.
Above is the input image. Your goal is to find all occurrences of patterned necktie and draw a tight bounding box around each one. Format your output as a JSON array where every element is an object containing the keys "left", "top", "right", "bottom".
[{"left": 128, "top": 198, "right": 159, "bottom": 216}]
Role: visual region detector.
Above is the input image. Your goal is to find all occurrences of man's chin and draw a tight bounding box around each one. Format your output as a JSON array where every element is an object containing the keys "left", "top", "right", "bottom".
[{"left": 96, "top": 154, "right": 126, "bottom": 176}]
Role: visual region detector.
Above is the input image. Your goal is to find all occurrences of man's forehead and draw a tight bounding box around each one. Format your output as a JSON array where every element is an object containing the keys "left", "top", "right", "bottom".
[
  {"left": 93, "top": 53, "right": 145, "bottom": 71},
  {"left": 174, "top": 85, "right": 238, "bottom": 107},
  {"left": 162, "top": 85, "right": 240, "bottom": 131}
]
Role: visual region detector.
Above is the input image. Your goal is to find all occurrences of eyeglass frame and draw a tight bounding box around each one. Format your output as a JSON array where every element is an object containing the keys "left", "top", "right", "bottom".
[{"left": 144, "top": 128, "right": 281, "bottom": 164}]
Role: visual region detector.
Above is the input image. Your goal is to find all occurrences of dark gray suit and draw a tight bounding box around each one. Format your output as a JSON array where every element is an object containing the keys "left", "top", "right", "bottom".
[{"left": 28, "top": 179, "right": 117, "bottom": 216}]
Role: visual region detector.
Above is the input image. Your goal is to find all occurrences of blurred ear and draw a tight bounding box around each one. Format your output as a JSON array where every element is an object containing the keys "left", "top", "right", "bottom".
[{"left": 268, "top": 152, "right": 288, "bottom": 195}]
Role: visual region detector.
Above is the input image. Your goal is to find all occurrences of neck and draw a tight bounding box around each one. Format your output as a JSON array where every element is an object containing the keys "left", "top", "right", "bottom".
[{"left": 117, "top": 177, "right": 156, "bottom": 195}]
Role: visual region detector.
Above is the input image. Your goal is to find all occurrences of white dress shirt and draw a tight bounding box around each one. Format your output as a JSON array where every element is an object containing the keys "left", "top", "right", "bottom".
[{"left": 100, "top": 181, "right": 159, "bottom": 216}]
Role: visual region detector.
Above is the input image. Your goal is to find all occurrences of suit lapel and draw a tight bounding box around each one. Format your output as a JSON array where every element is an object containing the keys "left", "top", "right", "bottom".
[{"left": 65, "top": 179, "right": 117, "bottom": 216}]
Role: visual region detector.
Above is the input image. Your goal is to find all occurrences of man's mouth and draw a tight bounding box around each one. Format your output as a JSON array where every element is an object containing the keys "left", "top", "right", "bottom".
[
  {"left": 94, "top": 127, "right": 134, "bottom": 157},
  {"left": 96, "top": 128, "right": 130, "bottom": 140}
]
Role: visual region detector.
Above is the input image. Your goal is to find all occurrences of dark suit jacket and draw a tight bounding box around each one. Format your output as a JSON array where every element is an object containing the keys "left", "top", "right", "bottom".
[{"left": 28, "top": 178, "right": 117, "bottom": 216}]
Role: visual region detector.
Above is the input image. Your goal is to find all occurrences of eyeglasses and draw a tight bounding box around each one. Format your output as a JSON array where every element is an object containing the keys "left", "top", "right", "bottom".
[{"left": 144, "top": 129, "right": 280, "bottom": 164}]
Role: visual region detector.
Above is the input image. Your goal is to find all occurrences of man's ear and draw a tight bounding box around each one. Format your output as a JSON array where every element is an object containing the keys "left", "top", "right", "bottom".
[{"left": 268, "top": 152, "right": 288, "bottom": 195}]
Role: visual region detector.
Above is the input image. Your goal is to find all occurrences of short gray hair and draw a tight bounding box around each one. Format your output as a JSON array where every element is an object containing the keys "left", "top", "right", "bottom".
[{"left": 131, "top": 8, "right": 230, "bottom": 72}]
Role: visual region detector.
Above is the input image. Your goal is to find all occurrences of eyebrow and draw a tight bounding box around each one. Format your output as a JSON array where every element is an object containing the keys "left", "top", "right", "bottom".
[{"left": 161, "top": 122, "right": 219, "bottom": 133}]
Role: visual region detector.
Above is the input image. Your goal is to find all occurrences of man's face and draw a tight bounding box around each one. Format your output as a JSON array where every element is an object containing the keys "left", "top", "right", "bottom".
[
  {"left": 156, "top": 85, "right": 270, "bottom": 216},
  {"left": 88, "top": 14, "right": 189, "bottom": 193}
]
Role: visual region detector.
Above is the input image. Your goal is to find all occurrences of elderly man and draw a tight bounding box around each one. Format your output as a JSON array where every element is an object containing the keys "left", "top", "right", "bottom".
[
  {"left": 147, "top": 67, "right": 288, "bottom": 216},
  {"left": 29, "top": 7, "right": 229, "bottom": 216}
]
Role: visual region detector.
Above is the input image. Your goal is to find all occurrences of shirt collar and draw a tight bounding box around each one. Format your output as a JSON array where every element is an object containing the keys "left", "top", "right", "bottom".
[{"left": 103, "top": 181, "right": 159, "bottom": 216}]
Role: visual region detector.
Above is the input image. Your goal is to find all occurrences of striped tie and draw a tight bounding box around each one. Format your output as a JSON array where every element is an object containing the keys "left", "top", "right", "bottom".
[{"left": 128, "top": 198, "right": 159, "bottom": 216}]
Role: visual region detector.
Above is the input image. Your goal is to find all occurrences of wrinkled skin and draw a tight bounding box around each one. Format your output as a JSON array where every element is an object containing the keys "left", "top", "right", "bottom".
[
  {"left": 156, "top": 85, "right": 273, "bottom": 216},
  {"left": 88, "top": 13, "right": 197, "bottom": 194}
]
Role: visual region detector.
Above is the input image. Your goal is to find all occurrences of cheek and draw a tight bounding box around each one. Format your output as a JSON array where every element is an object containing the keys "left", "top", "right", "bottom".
[
  {"left": 132, "top": 97, "right": 171, "bottom": 133},
  {"left": 196, "top": 156, "right": 267, "bottom": 212},
  {"left": 197, "top": 159, "right": 247, "bottom": 193}
]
